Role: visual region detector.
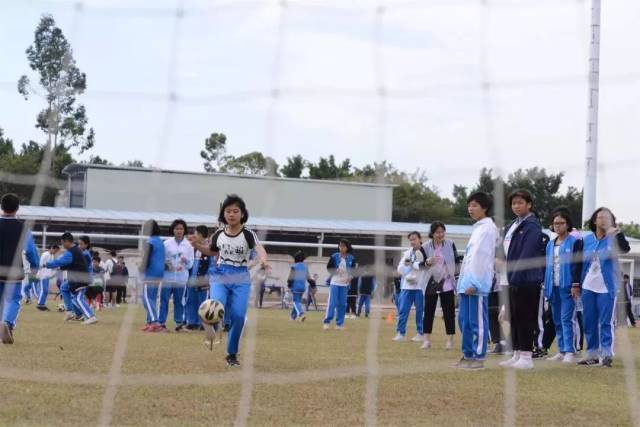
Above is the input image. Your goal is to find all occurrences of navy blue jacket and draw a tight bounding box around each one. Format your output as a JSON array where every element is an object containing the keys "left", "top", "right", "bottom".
[{"left": 504, "top": 215, "right": 546, "bottom": 287}]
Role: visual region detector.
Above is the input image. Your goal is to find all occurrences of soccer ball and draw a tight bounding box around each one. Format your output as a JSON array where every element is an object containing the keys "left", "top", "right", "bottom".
[{"left": 198, "top": 299, "right": 225, "bottom": 325}]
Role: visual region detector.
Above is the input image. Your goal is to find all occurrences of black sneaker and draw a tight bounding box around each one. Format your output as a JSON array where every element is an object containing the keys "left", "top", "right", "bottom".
[
  {"left": 36, "top": 305, "right": 50, "bottom": 312},
  {"left": 601, "top": 356, "right": 613, "bottom": 368},
  {"left": 0, "top": 322, "right": 14, "bottom": 344},
  {"left": 175, "top": 324, "right": 189, "bottom": 332},
  {"left": 577, "top": 358, "right": 600, "bottom": 366},
  {"left": 532, "top": 348, "right": 548, "bottom": 359},
  {"left": 223, "top": 324, "right": 231, "bottom": 333},
  {"left": 490, "top": 343, "right": 505, "bottom": 355},
  {"left": 226, "top": 354, "right": 240, "bottom": 367}
]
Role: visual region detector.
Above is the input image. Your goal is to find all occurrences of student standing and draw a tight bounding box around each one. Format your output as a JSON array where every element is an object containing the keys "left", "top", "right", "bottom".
[
  {"left": 287, "top": 251, "right": 315, "bottom": 322},
  {"left": 454, "top": 192, "right": 498, "bottom": 370},
  {"left": 499, "top": 190, "right": 546, "bottom": 370},
  {"left": 543, "top": 208, "right": 583, "bottom": 364},
  {"left": 357, "top": 266, "right": 376, "bottom": 318},
  {"left": 422, "top": 222, "right": 459, "bottom": 350},
  {"left": 186, "top": 225, "right": 212, "bottom": 330},
  {"left": 139, "top": 220, "right": 166, "bottom": 333},
  {"left": 578, "top": 207, "right": 630, "bottom": 368},
  {"left": 323, "top": 240, "right": 357, "bottom": 331},
  {"left": 394, "top": 232, "right": 427, "bottom": 343},
  {"left": 159, "top": 219, "right": 194, "bottom": 332},
  {"left": 622, "top": 274, "right": 636, "bottom": 327}
]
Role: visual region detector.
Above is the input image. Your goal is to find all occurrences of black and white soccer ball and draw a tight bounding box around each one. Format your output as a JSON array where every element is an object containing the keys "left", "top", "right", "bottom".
[{"left": 198, "top": 299, "right": 225, "bottom": 325}]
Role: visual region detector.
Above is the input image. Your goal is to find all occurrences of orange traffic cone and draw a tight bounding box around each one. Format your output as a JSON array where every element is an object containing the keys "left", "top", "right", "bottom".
[{"left": 386, "top": 311, "right": 395, "bottom": 325}]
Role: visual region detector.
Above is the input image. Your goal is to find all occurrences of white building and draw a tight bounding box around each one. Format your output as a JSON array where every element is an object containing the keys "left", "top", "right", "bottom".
[{"left": 62, "top": 164, "right": 394, "bottom": 222}]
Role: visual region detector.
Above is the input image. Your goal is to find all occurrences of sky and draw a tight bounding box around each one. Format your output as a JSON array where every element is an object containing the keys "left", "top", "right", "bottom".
[{"left": 1, "top": 0, "right": 639, "bottom": 222}]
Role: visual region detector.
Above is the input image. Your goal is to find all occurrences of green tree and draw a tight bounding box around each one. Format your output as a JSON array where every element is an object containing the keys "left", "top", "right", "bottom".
[
  {"left": 122, "top": 160, "right": 145, "bottom": 168},
  {"left": 454, "top": 167, "right": 583, "bottom": 226},
  {"left": 620, "top": 222, "right": 640, "bottom": 239},
  {"left": 200, "top": 132, "right": 228, "bottom": 172},
  {"left": 451, "top": 184, "right": 471, "bottom": 224},
  {"left": 221, "top": 152, "right": 280, "bottom": 176},
  {"left": 18, "top": 14, "right": 95, "bottom": 158},
  {"left": 0, "top": 128, "right": 73, "bottom": 205},
  {"left": 308, "top": 155, "right": 352, "bottom": 179},
  {"left": 280, "top": 155, "right": 307, "bottom": 178},
  {"left": 87, "top": 155, "right": 112, "bottom": 165},
  {"left": 392, "top": 171, "right": 454, "bottom": 223}
]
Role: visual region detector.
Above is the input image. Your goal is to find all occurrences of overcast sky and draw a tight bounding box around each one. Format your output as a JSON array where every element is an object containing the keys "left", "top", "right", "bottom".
[{"left": 1, "top": 0, "right": 639, "bottom": 222}]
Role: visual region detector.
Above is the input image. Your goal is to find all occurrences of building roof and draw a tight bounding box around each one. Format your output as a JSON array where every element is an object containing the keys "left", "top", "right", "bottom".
[
  {"left": 18, "top": 205, "right": 474, "bottom": 237},
  {"left": 62, "top": 163, "right": 396, "bottom": 189}
]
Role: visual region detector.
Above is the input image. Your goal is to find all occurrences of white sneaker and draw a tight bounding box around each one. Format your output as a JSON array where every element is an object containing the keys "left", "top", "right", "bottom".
[
  {"left": 420, "top": 340, "right": 432, "bottom": 350},
  {"left": 512, "top": 357, "right": 534, "bottom": 370},
  {"left": 499, "top": 355, "right": 520, "bottom": 368},
  {"left": 546, "top": 353, "right": 564, "bottom": 362},
  {"left": 562, "top": 353, "right": 577, "bottom": 364},
  {"left": 445, "top": 339, "right": 454, "bottom": 350},
  {"left": 64, "top": 312, "right": 76, "bottom": 321},
  {"left": 83, "top": 317, "right": 98, "bottom": 325},
  {"left": 335, "top": 325, "right": 345, "bottom": 331},
  {"left": 392, "top": 333, "right": 406, "bottom": 342},
  {"left": 322, "top": 324, "right": 330, "bottom": 331},
  {"left": 411, "top": 334, "right": 425, "bottom": 342}
]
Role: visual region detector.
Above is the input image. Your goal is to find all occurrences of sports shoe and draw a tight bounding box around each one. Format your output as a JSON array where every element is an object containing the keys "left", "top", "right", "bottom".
[
  {"left": 411, "top": 334, "right": 425, "bottom": 342},
  {"left": 156, "top": 325, "right": 170, "bottom": 333},
  {"left": 532, "top": 348, "right": 548, "bottom": 359},
  {"left": 36, "top": 305, "right": 50, "bottom": 312},
  {"left": 420, "top": 340, "right": 432, "bottom": 350},
  {"left": 335, "top": 325, "right": 345, "bottom": 331},
  {"left": 512, "top": 357, "right": 534, "bottom": 370},
  {"left": 226, "top": 354, "right": 241, "bottom": 367},
  {"left": 445, "top": 338, "right": 454, "bottom": 350},
  {"left": 452, "top": 357, "right": 473, "bottom": 369},
  {"left": 468, "top": 360, "right": 485, "bottom": 370},
  {"left": 322, "top": 324, "right": 330, "bottom": 331},
  {"left": 24, "top": 298, "right": 32, "bottom": 305},
  {"left": 601, "top": 356, "right": 613, "bottom": 368},
  {"left": 64, "top": 312, "right": 76, "bottom": 321},
  {"left": 299, "top": 315, "right": 306, "bottom": 323},
  {"left": 0, "top": 322, "right": 14, "bottom": 344},
  {"left": 577, "top": 357, "right": 600, "bottom": 366},
  {"left": 490, "top": 343, "right": 506, "bottom": 356},
  {"left": 83, "top": 317, "right": 98, "bottom": 325},
  {"left": 499, "top": 355, "right": 520, "bottom": 368},
  {"left": 392, "top": 333, "right": 406, "bottom": 342},
  {"left": 72, "top": 315, "right": 83, "bottom": 322},
  {"left": 546, "top": 353, "right": 565, "bottom": 362},
  {"left": 175, "top": 324, "right": 189, "bottom": 333},
  {"left": 562, "top": 353, "right": 577, "bottom": 364}
]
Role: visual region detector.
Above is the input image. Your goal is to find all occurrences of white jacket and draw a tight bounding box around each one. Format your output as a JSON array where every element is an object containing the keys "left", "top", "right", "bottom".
[
  {"left": 397, "top": 247, "right": 427, "bottom": 291},
  {"left": 37, "top": 251, "right": 57, "bottom": 280},
  {"left": 163, "top": 237, "right": 194, "bottom": 285},
  {"left": 457, "top": 217, "right": 498, "bottom": 296}
]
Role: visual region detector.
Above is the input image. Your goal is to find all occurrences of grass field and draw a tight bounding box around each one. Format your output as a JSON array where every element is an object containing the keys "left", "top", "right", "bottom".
[{"left": 1, "top": 304, "right": 639, "bottom": 426}]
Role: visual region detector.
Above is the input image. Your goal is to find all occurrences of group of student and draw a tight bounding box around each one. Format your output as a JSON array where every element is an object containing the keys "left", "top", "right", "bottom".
[
  {"left": 0, "top": 190, "right": 633, "bottom": 372},
  {"left": 392, "top": 189, "right": 631, "bottom": 370}
]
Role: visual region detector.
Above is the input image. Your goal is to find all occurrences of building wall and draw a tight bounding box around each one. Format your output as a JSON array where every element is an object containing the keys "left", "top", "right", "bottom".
[{"left": 84, "top": 168, "right": 393, "bottom": 221}]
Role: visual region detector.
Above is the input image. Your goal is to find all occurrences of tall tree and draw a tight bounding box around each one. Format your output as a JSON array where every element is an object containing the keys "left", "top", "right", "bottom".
[
  {"left": 454, "top": 167, "right": 583, "bottom": 226},
  {"left": 200, "top": 132, "right": 228, "bottom": 172},
  {"left": 280, "top": 154, "right": 307, "bottom": 178},
  {"left": 221, "top": 152, "right": 280, "bottom": 176},
  {"left": 308, "top": 155, "right": 352, "bottom": 179},
  {"left": 18, "top": 14, "right": 95, "bottom": 158}
]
